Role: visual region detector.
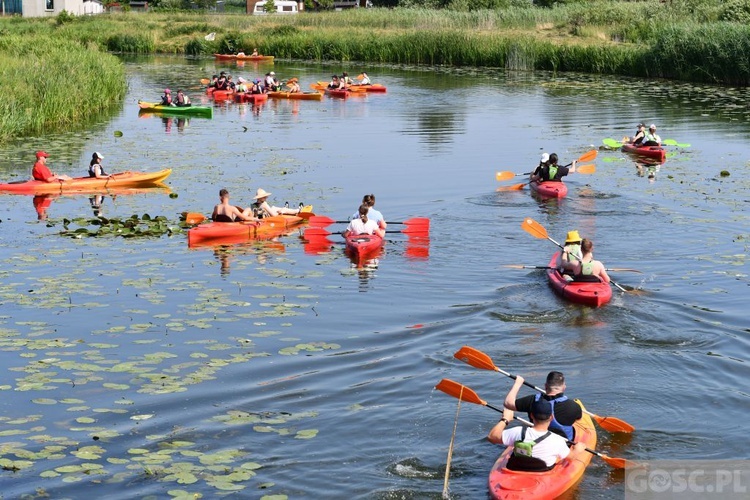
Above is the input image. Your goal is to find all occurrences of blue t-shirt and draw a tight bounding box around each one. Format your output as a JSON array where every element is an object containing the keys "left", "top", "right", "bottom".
[{"left": 351, "top": 208, "right": 384, "bottom": 224}]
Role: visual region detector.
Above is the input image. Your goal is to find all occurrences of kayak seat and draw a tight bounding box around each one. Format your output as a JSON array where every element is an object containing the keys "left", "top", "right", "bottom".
[
  {"left": 505, "top": 454, "right": 555, "bottom": 472},
  {"left": 213, "top": 214, "right": 234, "bottom": 223},
  {"left": 571, "top": 275, "right": 602, "bottom": 283}
]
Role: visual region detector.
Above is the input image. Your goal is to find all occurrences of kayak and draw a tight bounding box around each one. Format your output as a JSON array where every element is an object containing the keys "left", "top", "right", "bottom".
[
  {"left": 349, "top": 84, "right": 387, "bottom": 93},
  {"left": 207, "top": 88, "right": 235, "bottom": 100},
  {"left": 268, "top": 91, "right": 323, "bottom": 101},
  {"left": 324, "top": 88, "right": 351, "bottom": 99},
  {"left": 138, "top": 101, "right": 213, "bottom": 118},
  {"left": 488, "top": 400, "right": 596, "bottom": 500},
  {"left": 0, "top": 169, "right": 172, "bottom": 195},
  {"left": 530, "top": 180, "right": 567, "bottom": 198},
  {"left": 345, "top": 233, "right": 384, "bottom": 267},
  {"left": 234, "top": 93, "right": 268, "bottom": 104},
  {"left": 187, "top": 214, "right": 305, "bottom": 247},
  {"left": 621, "top": 143, "right": 666, "bottom": 162},
  {"left": 214, "top": 53, "right": 275, "bottom": 62},
  {"left": 545, "top": 253, "right": 612, "bottom": 307}
]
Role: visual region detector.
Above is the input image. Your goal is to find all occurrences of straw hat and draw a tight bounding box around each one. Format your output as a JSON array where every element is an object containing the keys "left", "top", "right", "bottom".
[
  {"left": 565, "top": 230, "right": 582, "bottom": 243},
  {"left": 253, "top": 188, "right": 272, "bottom": 200}
]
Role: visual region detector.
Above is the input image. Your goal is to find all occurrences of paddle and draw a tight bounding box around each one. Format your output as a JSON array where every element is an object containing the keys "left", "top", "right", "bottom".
[
  {"left": 663, "top": 139, "right": 691, "bottom": 147},
  {"left": 503, "top": 264, "right": 642, "bottom": 273},
  {"left": 434, "top": 379, "right": 631, "bottom": 469},
  {"left": 520, "top": 217, "right": 628, "bottom": 292},
  {"left": 496, "top": 149, "right": 598, "bottom": 183},
  {"left": 183, "top": 212, "right": 206, "bottom": 224},
  {"left": 602, "top": 138, "right": 624, "bottom": 148},
  {"left": 496, "top": 164, "right": 595, "bottom": 192},
  {"left": 453, "top": 346, "right": 635, "bottom": 434},
  {"left": 200, "top": 78, "right": 210, "bottom": 85},
  {"left": 305, "top": 227, "right": 428, "bottom": 238},
  {"left": 308, "top": 216, "right": 430, "bottom": 228}
]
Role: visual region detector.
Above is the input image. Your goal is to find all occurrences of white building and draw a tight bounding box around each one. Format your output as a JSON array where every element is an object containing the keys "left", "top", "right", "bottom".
[{"left": 2, "top": 0, "right": 104, "bottom": 17}]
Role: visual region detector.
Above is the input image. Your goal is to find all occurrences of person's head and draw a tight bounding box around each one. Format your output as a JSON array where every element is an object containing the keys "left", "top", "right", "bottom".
[
  {"left": 270, "top": 71, "right": 275, "bottom": 77},
  {"left": 342, "top": 72, "right": 348, "bottom": 77},
  {"left": 227, "top": 75, "right": 232, "bottom": 80},
  {"left": 540, "top": 153, "right": 549, "bottom": 165},
  {"left": 220, "top": 71, "right": 226, "bottom": 76},
  {"left": 92, "top": 152, "right": 104, "bottom": 163},
  {"left": 212, "top": 74, "right": 218, "bottom": 80},
  {"left": 362, "top": 194, "right": 375, "bottom": 207},
  {"left": 254, "top": 188, "right": 271, "bottom": 202},
  {"left": 649, "top": 124, "right": 656, "bottom": 131},
  {"left": 177, "top": 89, "right": 184, "bottom": 95},
  {"left": 362, "top": 72, "right": 368, "bottom": 78},
  {"left": 548, "top": 153, "right": 558, "bottom": 165},
  {"left": 581, "top": 238, "right": 593, "bottom": 256},
  {"left": 219, "top": 188, "right": 229, "bottom": 200},
  {"left": 545, "top": 371, "right": 566, "bottom": 394},
  {"left": 164, "top": 88, "right": 171, "bottom": 95},
  {"left": 332, "top": 75, "right": 339, "bottom": 80},
  {"left": 358, "top": 204, "right": 369, "bottom": 222},
  {"left": 637, "top": 123, "right": 645, "bottom": 130},
  {"left": 36, "top": 151, "right": 49, "bottom": 162},
  {"left": 565, "top": 230, "right": 581, "bottom": 245},
  {"left": 530, "top": 398, "right": 553, "bottom": 423}
]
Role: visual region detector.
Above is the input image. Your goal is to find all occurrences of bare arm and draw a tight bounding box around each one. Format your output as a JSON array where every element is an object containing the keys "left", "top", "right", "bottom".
[
  {"left": 596, "top": 261, "right": 611, "bottom": 284},
  {"left": 488, "top": 407, "right": 515, "bottom": 444},
  {"left": 503, "top": 375, "right": 525, "bottom": 411}
]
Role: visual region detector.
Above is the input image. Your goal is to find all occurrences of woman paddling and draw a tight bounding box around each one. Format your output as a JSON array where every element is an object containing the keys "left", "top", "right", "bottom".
[{"left": 343, "top": 205, "right": 385, "bottom": 238}]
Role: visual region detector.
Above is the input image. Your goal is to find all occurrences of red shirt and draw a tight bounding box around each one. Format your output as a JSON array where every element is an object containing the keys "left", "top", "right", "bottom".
[{"left": 32, "top": 160, "right": 54, "bottom": 182}]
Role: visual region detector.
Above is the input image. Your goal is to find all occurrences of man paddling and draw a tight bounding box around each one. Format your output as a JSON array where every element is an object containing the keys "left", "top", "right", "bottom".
[
  {"left": 489, "top": 393, "right": 585, "bottom": 471},
  {"left": 540, "top": 153, "right": 576, "bottom": 182},
  {"left": 32, "top": 151, "right": 71, "bottom": 183},
  {"left": 503, "top": 372, "right": 582, "bottom": 440}
]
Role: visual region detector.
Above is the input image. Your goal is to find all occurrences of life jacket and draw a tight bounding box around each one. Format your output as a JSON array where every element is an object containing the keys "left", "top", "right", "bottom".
[
  {"left": 506, "top": 426, "right": 554, "bottom": 472},
  {"left": 533, "top": 393, "right": 574, "bottom": 440},
  {"left": 216, "top": 77, "right": 228, "bottom": 90},
  {"left": 88, "top": 164, "right": 107, "bottom": 178},
  {"left": 161, "top": 95, "right": 172, "bottom": 105},
  {"left": 563, "top": 244, "right": 582, "bottom": 263},
  {"left": 177, "top": 94, "right": 190, "bottom": 106},
  {"left": 546, "top": 164, "right": 559, "bottom": 181}
]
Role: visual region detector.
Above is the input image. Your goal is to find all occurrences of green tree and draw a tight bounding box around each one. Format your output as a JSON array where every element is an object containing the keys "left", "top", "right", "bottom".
[{"left": 264, "top": 0, "right": 276, "bottom": 12}]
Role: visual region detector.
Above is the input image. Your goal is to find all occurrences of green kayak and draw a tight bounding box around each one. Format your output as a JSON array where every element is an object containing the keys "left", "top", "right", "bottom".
[{"left": 138, "top": 101, "right": 213, "bottom": 118}]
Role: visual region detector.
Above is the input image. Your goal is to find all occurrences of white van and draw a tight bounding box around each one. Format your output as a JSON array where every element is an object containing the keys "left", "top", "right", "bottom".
[{"left": 253, "top": 1, "right": 300, "bottom": 14}]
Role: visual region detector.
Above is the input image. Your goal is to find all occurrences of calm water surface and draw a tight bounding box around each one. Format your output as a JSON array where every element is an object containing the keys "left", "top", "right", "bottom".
[{"left": 0, "top": 56, "right": 747, "bottom": 499}]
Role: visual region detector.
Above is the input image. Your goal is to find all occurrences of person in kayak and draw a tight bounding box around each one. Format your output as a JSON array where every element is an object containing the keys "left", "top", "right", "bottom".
[
  {"left": 343, "top": 205, "right": 386, "bottom": 238},
  {"left": 643, "top": 124, "right": 662, "bottom": 146},
  {"left": 631, "top": 123, "right": 646, "bottom": 145},
  {"left": 88, "top": 152, "right": 111, "bottom": 179},
  {"left": 251, "top": 79, "right": 264, "bottom": 94},
  {"left": 264, "top": 72, "right": 279, "bottom": 92},
  {"left": 351, "top": 194, "right": 386, "bottom": 229},
  {"left": 286, "top": 78, "right": 301, "bottom": 93},
  {"left": 359, "top": 72, "right": 371, "bottom": 85},
  {"left": 557, "top": 230, "right": 583, "bottom": 274},
  {"left": 529, "top": 153, "right": 549, "bottom": 183},
  {"left": 489, "top": 389, "right": 586, "bottom": 471},
  {"left": 502, "top": 372, "right": 583, "bottom": 441},
  {"left": 212, "top": 189, "right": 259, "bottom": 223},
  {"left": 252, "top": 188, "right": 302, "bottom": 218},
  {"left": 341, "top": 72, "right": 353, "bottom": 87},
  {"left": 160, "top": 89, "right": 174, "bottom": 106},
  {"left": 175, "top": 89, "right": 191, "bottom": 107},
  {"left": 573, "top": 239, "right": 611, "bottom": 283},
  {"left": 207, "top": 75, "right": 219, "bottom": 89},
  {"left": 540, "top": 153, "right": 576, "bottom": 182},
  {"left": 251, "top": 48, "right": 259, "bottom": 56},
  {"left": 327, "top": 75, "right": 342, "bottom": 90},
  {"left": 32, "top": 151, "right": 72, "bottom": 183},
  {"left": 215, "top": 72, "right": 229, "bottom": 91}
]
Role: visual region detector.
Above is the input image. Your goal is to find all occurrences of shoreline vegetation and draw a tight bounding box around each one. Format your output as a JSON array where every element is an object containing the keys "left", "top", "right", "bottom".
[{"left": 2, "top": 2, "right": 750, "bottom": 140}]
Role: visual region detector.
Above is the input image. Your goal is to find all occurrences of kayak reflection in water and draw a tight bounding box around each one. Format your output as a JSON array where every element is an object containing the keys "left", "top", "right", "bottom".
[
  {"left": 635, "top": 161, "right": 660, "bottom": 182},
  {"left": 90, "top": 194, "right": 105, "bottom": 217},
  {"left": 33, "top": 194, "right": 54, "bottom": 220}
]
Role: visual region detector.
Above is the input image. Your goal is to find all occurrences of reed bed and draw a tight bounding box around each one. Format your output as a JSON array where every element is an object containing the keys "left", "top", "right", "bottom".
[{"left": 0, "top": 35, "right": 126, "bottom": 142}]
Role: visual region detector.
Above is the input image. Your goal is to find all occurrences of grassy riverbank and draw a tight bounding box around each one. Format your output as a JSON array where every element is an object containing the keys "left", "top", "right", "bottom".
[
  {"left": 0, "top": 32, "right": 126, "bottom": 143},
  {"left": 1, "top": 3, "right": 749, "bottom": 140}
]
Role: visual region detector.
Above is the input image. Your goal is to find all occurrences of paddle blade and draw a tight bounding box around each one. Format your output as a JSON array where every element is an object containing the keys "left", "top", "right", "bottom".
[
  {"left": 435, "top": 379, "right": 487, "bottom": 406},
  {"left": 402, "top": 217, "right": 430, "bottom": 228},
  {"left": 592, "top": 414, "right": 635, "bottom": 433},
  {"left": 304, "top": 228, "right": 332, "bottom": 238},
  {"left": 309, "top": 83, "right": 321, "bottom": 90},
  {"left": 600, "top": 454, "right": 632, "bottom": 469},
  {"left": 200, "top": 78, "right": 209, "bottom": 85},
  {"left": 521, "top": 217, "right": 548, "bottom": 239},
  {"left": 578, "top": 149, "right": 598, "bottom": 163},
  {"left": 497, "top": 182, "right": 527, "bottom": 192},
  {"left": 454, "top": 346, "right": 497, "bottom": 371},
  {"left": 576, "top": 163, "right": 596, "bottom": 174},
  {"left": 356, "top": 73, "right": 364, "bottom": 80},
  {"left": 496, "top": 171, "right": 516, "bottom": 181},
  {"left": 602, "top": 138, "right": 622, "bottom": 148},
  {"left": 184, "top": 212, "right": 206, "bottom": 225},
  {"left": 297, "top": 211, "right": 316, "bottom": 220},
  {"left": 308, "top": 215, "right": 336, "bottom": 227}
]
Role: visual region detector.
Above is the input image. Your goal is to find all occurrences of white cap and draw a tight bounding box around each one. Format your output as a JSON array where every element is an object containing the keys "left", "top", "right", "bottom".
[
  {"left": 94, "top": 152, "right": 104, "bottom": 160},
  {"left": 270, "top": 71, "right": 275, "bottom": 76},
  {"left": 649, "top": 124, "right": 656, "bottom": 129},
  {"left": 540, "top": 153, "right": 549, "bottom": 162}
]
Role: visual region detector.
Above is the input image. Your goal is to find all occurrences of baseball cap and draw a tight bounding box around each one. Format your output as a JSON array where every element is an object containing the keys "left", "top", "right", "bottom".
[
  {"left": 540, "top": 153, "right": 549, "bottom": 163},
  {"left": 531, "top": 398, "right": 552, "bottom": 419},
  {"left": 36, "top": 151, "right": 50, "bottom": 158},
  {"left": 93, "top": 152, "right": 104, "bottom": 160}
]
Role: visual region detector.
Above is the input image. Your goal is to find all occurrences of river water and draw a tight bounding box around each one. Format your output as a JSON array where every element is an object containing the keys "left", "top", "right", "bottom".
[{"left": 0, "top": 56, "right": 747, "bottom": 499}]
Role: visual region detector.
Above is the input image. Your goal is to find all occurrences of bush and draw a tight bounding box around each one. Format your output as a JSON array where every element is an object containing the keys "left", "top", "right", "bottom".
[
  {"left": 719, "top": 0, "right": 750, "bottom": 22},
  {"left": 56, "top": 9, "right": 75, "bottom": 25}
]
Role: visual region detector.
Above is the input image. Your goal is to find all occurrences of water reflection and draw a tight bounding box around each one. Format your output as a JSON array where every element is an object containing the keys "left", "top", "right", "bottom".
[
  {"left": 400, "top": 108, "right": 466, "bottom": 153},
  {"left": 31, "top": 186, "right": 171, "bottom": 221}
]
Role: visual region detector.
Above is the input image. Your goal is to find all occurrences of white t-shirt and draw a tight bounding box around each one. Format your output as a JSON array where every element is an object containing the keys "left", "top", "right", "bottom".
[
  {"left": 501, "top": 426, "right": 571, "bottom": 467},
  {"left": 346, "top": 218, "right": 378, "bottom": 235}
]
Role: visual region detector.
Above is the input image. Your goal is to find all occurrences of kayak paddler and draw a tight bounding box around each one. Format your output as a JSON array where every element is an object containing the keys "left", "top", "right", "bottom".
[
  {"left": 503, "top": 372, "right": 582, "bottom": 441},
  {"left": 489, "top": 382, "right": 585, "bottom": 471},
  {"left": 32, "top": 151, "right": 71, "bottom": 183},
  {"left": 573, "top": 239, "right": 610, "bottom": 284},
  {"left": 212, "top": 188, "right": 259, "bottom": 223},
  {"left": 252, "top": 188, "right": 302, "bottom": 218},
  {"left": 530, "top": 152, "right": 549, "bottom": 183},
  {"left": 539, "top": 153, "right": 576, "bottom": 182},
  {"left": 643, "top": 124, "right": 662, "bottom": 146}
]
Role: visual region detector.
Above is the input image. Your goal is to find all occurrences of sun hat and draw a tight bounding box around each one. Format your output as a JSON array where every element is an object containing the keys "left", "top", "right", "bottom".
[
  {"left": 164, "top": 88, "right": 171, "bottom": 93},
  {"left": 36, "top": 151, "right": 50, "bottom": 158},
  {"left": 253, "top": 188, "right": 272, "bottom": 200},
  {"left": 531, "top": 398, "right": 552, "bottom": 419},
  {"left": 269, "top": 71, "right": 275, "bottom": 76},
  {"left": 540, "top": 153, "right": 549, "bottom": 163},
  {"left": 565, "top": 230, "right": 582, "bottom": 243},
  {"left": 93, "top": 152, "right": 104, "bottom": 160},
  {"left": 649, "top": 124, "right": 656, "bottom": 130}
]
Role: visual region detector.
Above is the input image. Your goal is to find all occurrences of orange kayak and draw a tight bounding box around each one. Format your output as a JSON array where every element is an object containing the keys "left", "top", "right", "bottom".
[
  {"left": 0, "top": 169, "right": 172, "bottom": 195},
  {"left": 234, "top": 93, "right": 268, "bottom": 104},
  {"left": 488, "top": 400, "right": 596, "bottom": 500},
  {"left": 214, "top": 53, "right": 274, "bottom": 62},
  {"left": 268, "top": 91, "right": 323, "bottom": 101},
  {"left": 187, "top": 214, "right": 304, "bottom": 247}
]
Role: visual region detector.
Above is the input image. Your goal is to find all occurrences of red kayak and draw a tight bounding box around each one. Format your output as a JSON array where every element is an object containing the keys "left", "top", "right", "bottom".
[
  {"left": 187, "top": 215, "right": 304, "bottom": 247},
  {"left": 324, "top": 88, "right": 350, "bottom": 99},
  {"left": 545, "top": 253, "right": 612, "bottom": 307},
  {"left": 207, "top": 88, "right": 235, "bottom": 100},
  {"left": 234, "top": 93, "right": 268, "bottom": 104},
  {"left": 345, "top": 233, "right": 384, "bottom": 267},
  {"left": 621, "top": 143, "right": 666, "bottom": 162},
  {"left": 530, "top": 180, "right": 567, "bottom": 198},
  {"left": 488, "top": 400, "right": 596, "bottom": 500}
]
